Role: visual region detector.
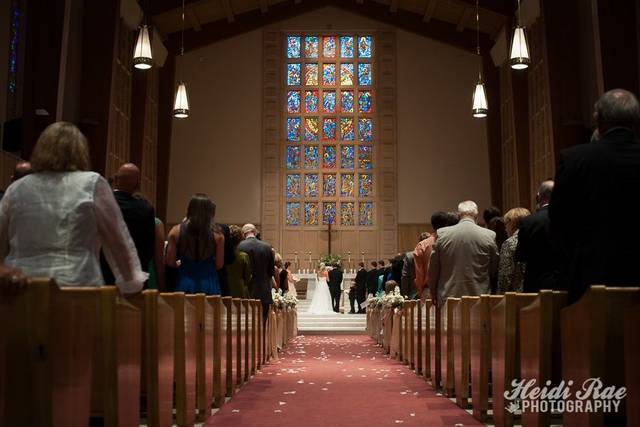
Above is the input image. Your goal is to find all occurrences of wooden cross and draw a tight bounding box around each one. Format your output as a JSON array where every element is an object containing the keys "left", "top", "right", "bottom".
[{"left": 326, "top": 221, "right": 333, "bottom": 255}]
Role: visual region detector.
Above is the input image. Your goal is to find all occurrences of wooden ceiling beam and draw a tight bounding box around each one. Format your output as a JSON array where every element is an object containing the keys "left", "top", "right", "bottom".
[
  {"left": 423, "top": 0, "right": 437, "bottom": 22},
  {"left": 187, "top": 7, "right": 202, "bottom": 31},
  {"left": 456, "top": 7, "right": 472, "bottom": 32},
  {"left": 221, "top": 0, "right": 235, "bottom": 22},
  {"left": 454, "top": 0, "right": 510, "bottom": 17},
  {"left": 390, "top": 0, "right": 399, "bottom": 13},
  {"left": 259, "top": 0, "right": 269, "bottom": 13}
]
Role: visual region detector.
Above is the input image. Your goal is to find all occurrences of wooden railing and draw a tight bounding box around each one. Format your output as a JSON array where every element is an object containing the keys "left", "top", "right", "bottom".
[
  {"left": 367, "top": 286, "right": 640, "bottom": 427},
  {"left": 0, "top": 279, "right": 297, "bottom": 426}
]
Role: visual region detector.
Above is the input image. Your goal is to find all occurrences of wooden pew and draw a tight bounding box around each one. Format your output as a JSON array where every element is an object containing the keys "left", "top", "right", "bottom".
[
  {"left": 129, "top": 290, "right": 175, "bottom": 427},
  {"left": 470, "top": 295, "right": 502, "bottom": 422},
  {"left": 242, "top": 300, "right": 250, "bottom": 381},
  {"left": 519, "top": 290, "right": 567, "bottom": 427},
  {"left": 404, "top": 301, "right": 415, "bottom": 368},
  {"left": 186, "top": 294, "right": 214, "bottom": 422},
  {"left": 625, "top": 304, "right": 640, "bottom": 427},
  {"left": 441, "top": 298, "right": 459, "bottom": 396},
  {"left": 429, "top": 303, "right": 440, "bottom": 389},
  {"left": 492, "top": 292, "right": 537, "bottom": 427},
  {"left": 209, "top": 296, "right": 225, "bottom": 408},
  {"left": 422, "top": 299, "right": 432, "bottom": 382},
  {"left": 454, "top": 296, "right": 480, "bottom": 408},
  {"left": 232, "top": 298, "right": 243, "bottom": 386},
  {"left": 1, "top": 279, "right": 95, "bottom": 427},
  {"left": 221, "top": 297, "right": 235, "bottom": 397},
  {"left": 258, "top": 303, "right": 264, "bottom": 366},
  {"left": 415, "top": 300, "right": 423, "bottom": 375},
  {"left": 382, "top": 307, "right": 393, "bottom": 353},
  {"left": 391, "top": 307, "right": 403, "bottom": 360},
  {"left": 161, "top": 293, "right": 197, "bottom": 427},
  {"left": 561, "top": 286, "right": 640, "bottom": 427},
  {"left": 251, "top": 300, "right": 258, "bottom": 374}
]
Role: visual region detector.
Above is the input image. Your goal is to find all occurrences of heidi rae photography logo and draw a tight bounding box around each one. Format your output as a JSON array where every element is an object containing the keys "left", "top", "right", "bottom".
[{"left": 504, "top": 378, "right": 626, "bottom": 414}]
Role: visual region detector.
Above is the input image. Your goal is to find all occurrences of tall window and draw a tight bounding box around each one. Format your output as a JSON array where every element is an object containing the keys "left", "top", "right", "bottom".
[{"left": 284, "top": 34, "right": 375, "bottom": 228}]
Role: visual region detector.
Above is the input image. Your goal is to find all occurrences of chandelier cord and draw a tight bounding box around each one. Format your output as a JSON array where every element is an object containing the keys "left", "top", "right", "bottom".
[{"left": 180, "top": 0, "right": 185, "bottom": 57}]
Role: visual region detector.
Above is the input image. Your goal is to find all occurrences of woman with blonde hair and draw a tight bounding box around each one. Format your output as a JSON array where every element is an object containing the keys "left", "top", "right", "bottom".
[
  {"left": 0, "top": 122, "right": 145, "bottom": 294},
  {"left": 497, "top": 207, "right": 531, "bottom": 293}
]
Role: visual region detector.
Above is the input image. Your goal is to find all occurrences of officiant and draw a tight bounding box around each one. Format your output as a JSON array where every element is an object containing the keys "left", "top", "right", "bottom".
[{"left": 328, "top": 262, "right": 344, "bottom": 313}]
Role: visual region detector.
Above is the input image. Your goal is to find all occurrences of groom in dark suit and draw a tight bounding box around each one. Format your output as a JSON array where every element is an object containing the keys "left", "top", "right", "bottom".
[{"left": 328, "top": 263, "right": 344, "bottom": 313}]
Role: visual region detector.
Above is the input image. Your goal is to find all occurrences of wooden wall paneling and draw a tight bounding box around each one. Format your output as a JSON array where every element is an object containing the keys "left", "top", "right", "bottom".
[
  {"left": 157, "top": 55, "right": 176, "bottom": 222},
  {"left": 397, "top": 224, "right": 431, "bottom": 253},
  {"left": 141, "top": 68, "right": 159, "bottom": 206},
  {"left": 482, "top": 55, "right": 503, "bottom": 211},
  {"left": 499, "top": 64, "right": 519, "bottom": 211}
]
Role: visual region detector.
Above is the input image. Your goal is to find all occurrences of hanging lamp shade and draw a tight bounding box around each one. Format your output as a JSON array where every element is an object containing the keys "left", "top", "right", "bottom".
[
  {"left": 133, "top": 25, "right": 153, "bottom": 70},
  {"left": 472, "top": 78, "right": 488, "bottom": 118},
  {"left": 509, "top": 26, "right": 530, "bottom": 70},
  {"left": 173, "top": 82, "right": 189, "bottom": 118}
]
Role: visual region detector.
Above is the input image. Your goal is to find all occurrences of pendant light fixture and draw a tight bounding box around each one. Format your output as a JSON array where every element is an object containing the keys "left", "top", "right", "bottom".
[
  {"left": 472, "top": 0, "right": 488, "bottom": 118},
  {"left": 133, "top": 24, "right": 153, "bottom": 69},
  {"left": 509, "top": 0, "right": 530, "bottom": 70},
  {"left": 173, "top": 0, "right": 189, "bottom": 118}
]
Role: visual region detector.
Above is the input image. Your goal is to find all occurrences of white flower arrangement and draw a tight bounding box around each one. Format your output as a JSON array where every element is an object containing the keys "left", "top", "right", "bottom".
[
  {"left": 271, "top": 288, "right": 286, "bottom": 309},
  {"left": 283, "top": 293, "right": 298, "bottom": 308},
  {"left": 382, "top": 286, "right": 405, "bottom": 309},
  {"left": 367, "top": 295, "right": 384, "bottom": 308}
]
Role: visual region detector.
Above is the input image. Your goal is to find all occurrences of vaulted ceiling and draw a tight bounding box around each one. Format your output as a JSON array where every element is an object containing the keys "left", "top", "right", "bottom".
[{"left": 150, "top": 0, "right": 512, "bottom": 54}]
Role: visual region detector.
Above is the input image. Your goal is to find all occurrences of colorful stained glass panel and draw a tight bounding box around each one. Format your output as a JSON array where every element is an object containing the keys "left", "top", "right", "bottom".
[
  {"left": 323, "top": 118, "right": 337, "bottom": 140},
  {"left": 323, "top": 202, "right": 337, "bottom": 225},
  {"left": 286, "top": 174, "right": 301, "bottom": 198},
  {"left": 359, "top": 173, "right": 373, "bottom": 197},
  {"left": 287, "top": 117, "right": 301, "bottom": 142},
  {"left": 358, "top": 63, "right": 372, "bottom": 85},
  {"left": 304, "top": 202, "right": 319, "bottom": 225},
  {"left": 304, "top": 90, "right": 318, "bottom": 113},
  {"left": 322, "top": 91, "right": 336, "bottom": 113},
  {"left": 322, "top": 64, "right": 336, "bottom": 85},
  {"left": 286, "top": 145, "right": 301, "bottom": 169},
  {"left": 286, "top": 202, "right": 300, "bottom": 225},
  {"left": 287, "top": 90, "right": 301, "bottom": 113},
  {"left": 323, "top": 145, "right": 336, "bottom": 168},
  {"left": 340, "top": 36, "right": 354, "bottom": 58},
  {"left": 304, "top": 64, "right": 318, "bottom": 85},
  {"left": 358, "top": 90, "right": 372, "bottom": 113},
  {"left": 359, "top": 202, "right": 374, "bottom": 226},
  {"left": 304, "top": 36, "right": 319, "bottom": 58},
  {"left": 341, "top": 202, "right": 355, "bottom": 226},
  {"left": 340, "top": 63, "right": 354, "bottom": 86},
  {"left": 340, "top": 173, "right": 354, "bottom": 197},
  {"left": 287, "top": 36, "right": 301, "bottom": 58},
  {"left": 323, "top": 36, "right": 336, "bottom": 58},
  {"left": 341, "top": 145, "right": 355, "bottom": 169},
  {"left": 304, "top": 146, "right": 319, "bottom": 169},
  {"left": 340, "top": 118, "right": 355, "bottom": 141},
  {"left": 341, "top": 90, "right": 354, "bottom": 113},
  {"left": 323, "top": 174, "right": 336, "bottom": 197},
  {"left": 287, "top": 63, "right": 301, "bottom": 85},
  {"left": 358, "top": 36, "right": 372, "bottom": 58},
  {"left": 305, "top": 174, "right": 319, "bottom": 197},
  {"left": 304, "top": 118, "right": 319, "bottom": 141},
  {"left": 358, "top": 118, "right": 373, "bottom": 142},
  {"left": 358, "top": 145, "right": 373, "bottom": 170}
]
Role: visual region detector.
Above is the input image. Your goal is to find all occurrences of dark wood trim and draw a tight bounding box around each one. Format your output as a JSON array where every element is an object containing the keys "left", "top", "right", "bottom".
[
  {"left": 130, "top": 71, "right": 148, "bottom": 166},
  {"left": 162, "top": 0, "right": 495, "bottom": 55},
  {"left": 456, "top": 0, "right": 511, "bottom": 17},
  {"left": 156, "top": 56, "right": 176, "bottom": 223},
  {"left": 511, "top": 69, "right": 530, "bottom": 208},
  {"left": 483, "top": 55, "right": 503, "bottom": 210},
  {"left": 77, "top": 0, "right": 119, "bottom": 176}
]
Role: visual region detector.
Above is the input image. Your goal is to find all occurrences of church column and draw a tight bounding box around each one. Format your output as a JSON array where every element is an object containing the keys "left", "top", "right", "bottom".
[
  {"left": 482, "top": 54, "right": 503, "bottom": 211},
  {"left": 156, "top": 55, "right": 175, "bottom": 223}
]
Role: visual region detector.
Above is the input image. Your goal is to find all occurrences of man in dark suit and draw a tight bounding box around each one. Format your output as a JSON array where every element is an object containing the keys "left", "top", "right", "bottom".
[
  {"left": 102, "top": 163, "right": 155, "bottom": 285},
  {"left": 514, "top": 180, "right": 557, "bottom": 293},
  {"left": 354, "top": 262, "right": 367, "bottom": 313},
  {"left": 238, "top": 224, "right": 275, "bottom": 321},
  {"left": 328, "top": 263, "right": 344, "bottom": 313},
  {"left": 549, "top": 88, "right": 640, "bottom": 303},
  {"left": 366, "top": 260, "right": 378, "bottom": 298}
]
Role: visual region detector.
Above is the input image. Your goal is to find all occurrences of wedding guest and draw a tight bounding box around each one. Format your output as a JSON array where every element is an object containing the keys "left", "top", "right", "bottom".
[
  {"left": 428, "top": 201, "right": 499, "bottom": 307},
  {"left": 147, "top": 216, "right": 166, "bottom": 290},
  {"left": 101, "top": 163, "right": 155, "bottom": 287},
  {"left": 401, "top": 251, "right": 416, "bottom": 298},
  {"left": 384, "top": 280, "right": 399, "bottom": 294},
  {"left": 366, "top": 260, "right": 378, "bottom": 297},
  {"left": 354, "top": 262, "right": 367, "bottom": 313},
  {"left": 238, "top": 224, "right": 275, "bottom": 321},
  {"left": 376, "top": 260, "right": 386, "bottom": 294},
  {"left": 515, "top": 180, "right": 557, "bottom": 293},
  {"left": 0, "top": 161, "right": 33, "bottom": 201},
  {"left": 226, "top": 225, "right": 251, "bottom": 298},
  {"left": 550, "top": 88, "right": 640, "bottom": 302},
  {"left": 0, "top": 122, "right": 145, "bottom": 294},
  {"left": 328, "top": 262, "right": 343, "bottom": 312},
  {"left": 414, "top": 211, "right": 452, "bottom": 297},
  {"left": 285, "top": 262, "right": 299, "bottom": 298},
  {"left": 279, "top": 261, "right": 290, "bottom": 294},
  {"left": 166, "top": 194, "right": 224, "bottom": 295},
  {"left": 217, "top": 223, "right": 234, "bottom": 296},
  {"left": 488, "top": 216, "right": 508, "bottom": 251},
  {"left": 274, "top": 253, "right": 284, "bottom": 289},
  {"left": 497, "top": 207, "right": 530, "bottom": 293},
  {"left": 391, "top": 254, "right": 404, "bottom": 282}
]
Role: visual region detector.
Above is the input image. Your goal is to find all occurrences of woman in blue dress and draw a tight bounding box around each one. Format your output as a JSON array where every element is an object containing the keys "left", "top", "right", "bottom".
[{"left": 166, "top": 193, "right": 224, "bottom": 295}]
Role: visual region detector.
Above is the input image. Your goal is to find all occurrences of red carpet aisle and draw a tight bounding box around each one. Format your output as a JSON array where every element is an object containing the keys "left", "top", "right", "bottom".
[{"left": 206, "top": 335, "right": 482, "bottom": 427}]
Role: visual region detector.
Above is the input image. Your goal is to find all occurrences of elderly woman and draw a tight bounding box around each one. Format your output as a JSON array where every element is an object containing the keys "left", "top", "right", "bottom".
[
  {"left": 497, "top": 207, "right": 531, "bottom": 293},
  {"left": 0, "top": 122, "right": 145, "bottom": 295}
]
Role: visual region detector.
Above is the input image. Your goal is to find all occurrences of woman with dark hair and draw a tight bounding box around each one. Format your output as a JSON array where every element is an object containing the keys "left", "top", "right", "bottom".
[
  {"left": 226, "top": 225, "right": 251, "bottom": 298},
  {"left": 166, "top": 193, "right": 224, "bottom": 295}
]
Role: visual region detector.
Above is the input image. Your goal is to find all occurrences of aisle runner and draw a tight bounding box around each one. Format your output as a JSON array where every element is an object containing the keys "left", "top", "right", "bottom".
[{"left": 207, "top": 335, "right": 481, "bottom": 427}]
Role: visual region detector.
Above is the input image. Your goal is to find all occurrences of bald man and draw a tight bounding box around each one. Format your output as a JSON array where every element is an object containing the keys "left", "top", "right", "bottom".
[
  {"left": 515, "top": 180, "right": 558, "bottom": 293},
  {"left": 101, "top": 163, "right": 156, "bottom": 286},
  {"left": 0, "top": 161, "right": 33, "bottom": 200},
  {"left": 238, "top": 224, "right": 275, "bottom": 320}
]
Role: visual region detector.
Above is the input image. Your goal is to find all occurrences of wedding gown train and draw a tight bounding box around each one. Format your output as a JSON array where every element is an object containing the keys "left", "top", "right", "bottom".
[{"left": 306, "top": 277, "right": 334, "bottom": 314}]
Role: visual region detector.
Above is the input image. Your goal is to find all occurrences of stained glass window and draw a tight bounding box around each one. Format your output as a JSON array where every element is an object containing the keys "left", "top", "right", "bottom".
[
  {"left": 8, "top": 1, "right": 21, "bottom": 96},
  {"left": 284, "top": 33, "right": 375, "bottom": 227}
]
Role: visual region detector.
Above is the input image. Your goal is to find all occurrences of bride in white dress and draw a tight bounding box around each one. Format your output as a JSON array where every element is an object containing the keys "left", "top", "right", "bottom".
[{"left": 306, "top": 263, "right": 335, "bottom": 314}]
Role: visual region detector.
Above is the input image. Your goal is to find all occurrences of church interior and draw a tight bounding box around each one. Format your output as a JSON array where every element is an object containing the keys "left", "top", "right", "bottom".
[{"left": 0, "top": 0, "right": 639, "bottom": 426}]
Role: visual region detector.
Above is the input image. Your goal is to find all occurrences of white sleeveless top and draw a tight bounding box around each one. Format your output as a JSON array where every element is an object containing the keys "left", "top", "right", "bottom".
[{"left": 0, "top": 171, "right": 145, "bottom": 294}]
